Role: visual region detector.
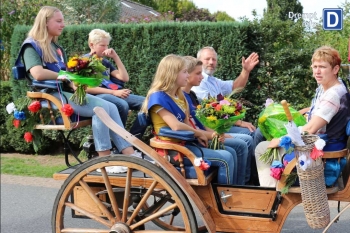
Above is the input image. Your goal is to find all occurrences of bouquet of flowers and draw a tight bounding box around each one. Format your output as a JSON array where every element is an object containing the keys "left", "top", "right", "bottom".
[
  {"left": 59, "top": 54, "right": 106, "bottom": 105},
  {"left": 196, "top": 94, "right": 246, "bottom": 149}
]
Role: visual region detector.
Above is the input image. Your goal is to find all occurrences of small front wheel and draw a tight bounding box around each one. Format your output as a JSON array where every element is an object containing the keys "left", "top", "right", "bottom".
[{"left": 52, "top": 155, "right": 198, "bottom": 232}]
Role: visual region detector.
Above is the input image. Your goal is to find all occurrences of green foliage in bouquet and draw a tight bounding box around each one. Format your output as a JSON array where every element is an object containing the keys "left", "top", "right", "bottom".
[{"left": 258, "top": 103, "right": 306, "bottom": 141}]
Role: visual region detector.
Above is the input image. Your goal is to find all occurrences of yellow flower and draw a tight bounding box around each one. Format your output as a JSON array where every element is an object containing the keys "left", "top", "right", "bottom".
[
  {"left": 197, "top": 105, "right": 202, "bottom": 109},
  {"left": 207, "top": 115, "right": 217, "bottom": 121},
  {"left": 67, "top": 59, "right": 78, "bottom": 69},
  {"left": 205, "top": 104, "right": 211, "bottom": 108}
]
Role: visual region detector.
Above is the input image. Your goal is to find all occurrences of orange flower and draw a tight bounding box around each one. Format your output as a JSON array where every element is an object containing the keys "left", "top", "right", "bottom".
[{"left": 215, "top": 104, "right": 222, "bottom": 111}]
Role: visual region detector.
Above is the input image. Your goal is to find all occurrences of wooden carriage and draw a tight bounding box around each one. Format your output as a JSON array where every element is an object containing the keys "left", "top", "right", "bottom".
[{"left": 27, "top": 90, "right": 350, "bottom": 233}]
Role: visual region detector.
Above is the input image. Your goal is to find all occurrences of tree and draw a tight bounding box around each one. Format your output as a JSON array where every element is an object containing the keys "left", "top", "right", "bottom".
[
  {"left": 177, "top": 0, "right": 197, "bottom": 18},
  {"left": 153, "top": 0, "right": 179, "bottom": 15},
  {"left": 266, "top": 0, "right": 303, "bottom": 21},
  {"left": 214, "top": 11, "right": 235, "bottom": 22},
  {"left": 180, "top": 8, "right": 216, "bottom": 22},
  {"left": 58, "top": 0, "right": 121, "bottom": 24}
]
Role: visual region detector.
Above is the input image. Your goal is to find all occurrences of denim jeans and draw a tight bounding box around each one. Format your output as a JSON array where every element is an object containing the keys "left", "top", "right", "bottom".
[
  {"left": 254, "top": 128, "right": 266, "bottom": 148},
  {"left": 227, "top": 132, "right": 255, "bottom": 183},
  {"left": 228, "top": 126, "right": 255, "bottom": 137},
  {"left": 97, "top": 93, "right": 147, "bottom": 139},
  {"left": 185, "top": 144, "right": 235, "bottom": 185},
  {"left": 223, "top": 136, "right": 249, "bottom": 185},
  {"left": 97, "top": 93, "right": 145, "bottom": 125},
  {"left": 53, "top": 92, "right": 132, "bottom": 152}
]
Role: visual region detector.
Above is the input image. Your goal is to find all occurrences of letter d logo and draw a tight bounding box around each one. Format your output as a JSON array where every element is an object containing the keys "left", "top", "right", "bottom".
[{"left": 323, "top": 9, "right": 343, "bottom": 30}]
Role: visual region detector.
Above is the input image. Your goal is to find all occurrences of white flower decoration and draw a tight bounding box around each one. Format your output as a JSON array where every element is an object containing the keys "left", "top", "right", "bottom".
[
  {"left": 298, "top": 154, "right": 311, "bottom": 171},
  {"left": 6, "top": 102, "right": 16, "bottom": 114},
  {"left": 314, "top": 138, "right": 326, "bottom": 150},
  {"left": 194, "top": 157, "right": 202, "bottom": 166},
  {"left": 265, "top": 98, "right": 274, "bottom": 107}
]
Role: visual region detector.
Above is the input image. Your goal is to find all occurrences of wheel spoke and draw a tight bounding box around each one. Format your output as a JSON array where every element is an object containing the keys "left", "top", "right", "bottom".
[
  {"left": 127, "top": 180, "right": 158, "bottom": 225},
  {"left": 130, "top": 203, "right": 177, "bottom": 230},
  {"left": 78, "top": 180, "right": 114, "bottom": 222},
  {"left": 122, "top": 167, "right": 133, "bottom": 222},
  {"left": 101, "top": 168, "right": 121, "bottom": 221},
  {"left": 65, "top": 202, "right": 112, "bottom": 227}
]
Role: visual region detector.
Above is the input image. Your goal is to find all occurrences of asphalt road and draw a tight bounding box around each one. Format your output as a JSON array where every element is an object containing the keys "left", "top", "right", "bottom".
[{"left": 1, "top": 175, "right": 349, "bottom": 233}]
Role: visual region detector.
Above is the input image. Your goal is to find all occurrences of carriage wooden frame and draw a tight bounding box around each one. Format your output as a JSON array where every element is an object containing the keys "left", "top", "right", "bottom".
[{"left": 27, "top": 91, "right": 350, "bottom": 233}]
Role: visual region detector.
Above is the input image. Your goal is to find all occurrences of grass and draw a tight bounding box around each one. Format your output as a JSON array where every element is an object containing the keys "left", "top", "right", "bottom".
[{"left": 1, "top": 155, "right": 70, "bottom": 178}]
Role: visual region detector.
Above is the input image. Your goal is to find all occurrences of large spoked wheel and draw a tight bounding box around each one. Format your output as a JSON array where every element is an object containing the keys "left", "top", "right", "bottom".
[{"left": 52, "top": 155, "right": 198, "bottom": 233}]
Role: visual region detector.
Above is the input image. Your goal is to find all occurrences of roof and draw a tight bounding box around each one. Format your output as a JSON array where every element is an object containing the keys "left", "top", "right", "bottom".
[{"left": 120, "top": 0, "right": 160, "bottom": 20}]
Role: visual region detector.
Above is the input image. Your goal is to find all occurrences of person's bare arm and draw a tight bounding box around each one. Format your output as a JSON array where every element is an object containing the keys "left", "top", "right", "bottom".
[
  {"left": 232, "top": 52, "right": 259, "bottom": 90},
  {"left": 301, "top": 115, "right": 327, "bottom": 134},
  {"left": 103, "top": 48, "right": 129, "bottom": 83},
  {"left": 29, "top": 65, "right": 58, "bottom": 80},
  {"left": 299, "top": 107, "right": 310, "bottom": 115},
  {"left": 86, "top": 86, "right": 132, "bottom": 98},
  {"left": 157, "top": 109, "right": 208, "bottom": 146}
]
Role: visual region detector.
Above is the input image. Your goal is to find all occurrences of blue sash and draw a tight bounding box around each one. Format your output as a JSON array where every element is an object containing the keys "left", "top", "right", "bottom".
[
  {"left": 148, "top": 91, "right": 186, "bottom": 122},
  {"left": 183, "top": 91, "right": 205, "bottom": 130}
]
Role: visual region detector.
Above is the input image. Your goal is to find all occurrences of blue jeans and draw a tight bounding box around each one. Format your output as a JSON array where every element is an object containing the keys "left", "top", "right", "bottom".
[
  {"left": 228, "top": 126, "right": 255, "bottom": 137},
  {"left": 223, "top": 136, "right": 249, "bottom": 185},
  {"left": 97, "top": 93, "right": 145, "bottom": 125},
  {"left": 53, "top": 92, "right": 132, "bottom": 152},
  {"left": 254, "top": 128, "right": 266, "bottom": 148},
  {"left": 185, "top": 144, "right": 235, "bottom": 185},
  {"left": 227, "top": 132, "right": 255, "bottom": 183}
]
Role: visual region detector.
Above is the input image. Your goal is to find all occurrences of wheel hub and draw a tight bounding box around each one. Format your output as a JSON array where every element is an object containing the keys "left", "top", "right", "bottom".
[{"left": 110, "top": 222, "right": 131, "bottom": 233}]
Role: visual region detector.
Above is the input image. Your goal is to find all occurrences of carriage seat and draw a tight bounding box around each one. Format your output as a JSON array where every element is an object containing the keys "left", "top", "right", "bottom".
[
  {"left": 149, "top": 127, "right": 217, "bottom": 186},
  {"left": 26, "top": 91, "right": 91, "bottom": 130}
]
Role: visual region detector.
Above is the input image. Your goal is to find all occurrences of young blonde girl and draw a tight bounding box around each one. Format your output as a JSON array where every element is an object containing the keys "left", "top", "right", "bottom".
[{"left": 141, "top": 54, "right": 237, "bottom": 184}]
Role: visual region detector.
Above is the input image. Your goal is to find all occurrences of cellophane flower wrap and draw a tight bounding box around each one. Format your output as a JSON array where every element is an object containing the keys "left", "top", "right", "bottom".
[
  {"left": 59, "top": 54, "right": 106, "bottom": 105},
  {"left": 258, "top": 103, "right": 306, "bottom": 140},
  {"left": 196, "top": 95, "right": 246, "bottom": 149}
]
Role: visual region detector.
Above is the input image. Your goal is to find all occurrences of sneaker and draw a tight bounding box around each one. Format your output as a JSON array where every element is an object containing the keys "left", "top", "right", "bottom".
[
  {"left": 130, "top": 150, "right": 155, "bottom": 164},
  {"left": 96, "top": 166, "right": 128, "bottom": 173}
]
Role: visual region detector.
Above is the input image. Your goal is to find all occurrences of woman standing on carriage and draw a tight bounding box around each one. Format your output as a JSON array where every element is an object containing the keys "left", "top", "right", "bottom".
[
  {"left": 140, "top": 54, "right": 238, "bottom": 185},
  {"left": 21, "top": 6, "right": 142, "bottom": 171}
]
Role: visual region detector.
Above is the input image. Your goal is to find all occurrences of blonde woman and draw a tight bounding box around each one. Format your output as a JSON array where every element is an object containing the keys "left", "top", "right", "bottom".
[{"left": 140, "top": 54, "right": 237, "bottom": 184}]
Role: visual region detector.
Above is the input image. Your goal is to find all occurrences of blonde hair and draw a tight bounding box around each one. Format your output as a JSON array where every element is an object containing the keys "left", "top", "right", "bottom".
[
  {"left": 183, "top": 56, "right": 202, "bottom": 73},
  {"left": 140, "top": 54, "right": 187, "bottom": 114},
  {"left": 88, "top": 29, "right": 111, "bottom": 45},
  {"left": 197, "top": 46, "right": 217, "bottom": 60},
  {"left": 311, "top": 46, "right": 341, "bottom": 68},
  {"left": 28, "top": 6, "right": 61, "bottom": 63}
]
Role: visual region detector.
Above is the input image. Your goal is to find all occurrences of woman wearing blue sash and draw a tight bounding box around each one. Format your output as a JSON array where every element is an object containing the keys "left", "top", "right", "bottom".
[
  {"left": 21, "top": 6, "right": 143, "bottom": 172},
  {"left": 140, "top": 54, "right": 236, "bottom": 184}
]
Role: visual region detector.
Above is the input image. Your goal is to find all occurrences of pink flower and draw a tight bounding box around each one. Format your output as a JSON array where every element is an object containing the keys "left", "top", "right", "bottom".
[
  {"left": 219, "top": 99, "right": 230, "bottom": 105},
  {"left": 270, "top": 167, "right": 284, "bottom": 180},
  {"left": 8, "top": 10, "right": 15, "bottom": 15}
]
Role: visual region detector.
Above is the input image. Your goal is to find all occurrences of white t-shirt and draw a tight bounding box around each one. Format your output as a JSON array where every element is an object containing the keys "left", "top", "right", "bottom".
[{"left": 312, "top": 83, "right": 347, "bottom": 134}]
